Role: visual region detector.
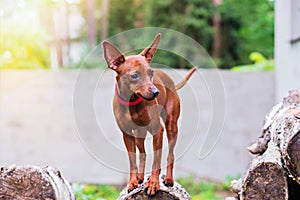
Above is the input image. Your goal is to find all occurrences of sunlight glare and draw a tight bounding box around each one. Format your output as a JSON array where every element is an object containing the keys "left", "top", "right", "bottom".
[
  {"left": 66, "top": 0, "right": 80, "bottom": 4},
  {"left": 17, "top": 0, "right": 25, "bottom": 8}
]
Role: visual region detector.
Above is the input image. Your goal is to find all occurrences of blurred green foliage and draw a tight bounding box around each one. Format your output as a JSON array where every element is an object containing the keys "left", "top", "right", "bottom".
[
  {"left": 220, "top": 0, "right": 274, "bottom": 68},
  {"left": 0, "top": 0, "right": 52, "bottom": 70},
  {"left": 1, "top": 0, "right": 274, "bottom": 69},
  {"left": 104, "top": 0, "right": 274, "bottom": 69},
  {"left": 231, "top": 51, "right": 274, "bottom": 71},
  {"left": 0, "top": 21, "right": 50, "bottom": 69}
]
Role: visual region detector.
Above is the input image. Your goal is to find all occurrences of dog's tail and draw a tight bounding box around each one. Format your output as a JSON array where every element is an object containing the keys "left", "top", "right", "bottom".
[{"left": 175, "top": 67, "right": 197, "bottom": 90}]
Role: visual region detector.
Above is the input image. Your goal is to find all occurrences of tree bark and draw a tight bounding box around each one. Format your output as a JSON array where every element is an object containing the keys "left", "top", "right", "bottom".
[
  {"left": 118, "top": 178, "right": 191, "bottom": 200},
  {"left": 229, "top": 90, "right": 300, "bottom": 199},
  {"left": 231, "top": 142, "right": 288, "bottom": 200},
  {"left": 278, "top": 113, "right": 300, "bottom": 184},
  {"left": 0, "top": 165, "right": 75, "bottom": 200},
  {"left": 248, "top": 90, "right": 300, "bottom": 183}
]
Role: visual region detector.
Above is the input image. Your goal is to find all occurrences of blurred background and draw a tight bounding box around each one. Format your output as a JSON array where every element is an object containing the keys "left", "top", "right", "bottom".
[
  {"left": 0, "top": 0, "right": 274, "bottom": 70},
  {"left": 2, "top": 0, "right": 300, "bottom": 199}
]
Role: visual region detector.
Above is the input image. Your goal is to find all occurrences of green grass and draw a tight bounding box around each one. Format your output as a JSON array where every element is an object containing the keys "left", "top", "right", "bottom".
[
  {"left": 72, "top": 175, "right": 236, "bottom": 200},
  {"left": 72, "top": 183, "right": 121, "bottom": 200},
  {"left": 177, "top": 177, "right": 224, "bottom": 200}
]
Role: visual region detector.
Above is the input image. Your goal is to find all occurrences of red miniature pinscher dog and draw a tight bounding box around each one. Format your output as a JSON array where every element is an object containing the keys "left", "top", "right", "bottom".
[{"left": 103, "top": 34, "right": 196, "bottom": 196}]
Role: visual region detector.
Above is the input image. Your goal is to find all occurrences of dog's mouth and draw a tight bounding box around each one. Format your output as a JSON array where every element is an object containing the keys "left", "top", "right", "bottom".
[
  {"left": 135, "top": 85, "right": 160, "bottom": 101},
  {"left": 136, "top": 92, "right": 157, "bottom": 101}
]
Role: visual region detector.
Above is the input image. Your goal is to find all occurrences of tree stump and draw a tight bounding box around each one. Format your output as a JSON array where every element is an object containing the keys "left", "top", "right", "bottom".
[
  {"left": 0, "top": 165, "right": 75, "bottom": 200},
  {"left": 229, "top": 90, "right": 300, "bottom": 200},
  {"left": 118, "top": 176, "right": 191, "bottom": 200}
]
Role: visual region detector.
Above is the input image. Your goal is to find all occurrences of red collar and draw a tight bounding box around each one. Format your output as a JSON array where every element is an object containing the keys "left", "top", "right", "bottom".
[{"left": 115, "top": 84, "right": 143, "bottom": 106}]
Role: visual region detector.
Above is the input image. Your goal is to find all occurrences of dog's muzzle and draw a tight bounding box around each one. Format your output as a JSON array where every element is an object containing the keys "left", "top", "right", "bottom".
[
  {"left": 152, "top": 87, "right": 159, "bottom": 98},
  {"left": 136, "top": 84, "right": 160, "bottom": 101}
]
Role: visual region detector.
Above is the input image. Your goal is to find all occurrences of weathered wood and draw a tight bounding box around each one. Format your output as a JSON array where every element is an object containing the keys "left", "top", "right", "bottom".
[
  {"left": 287, "top": 131, "right": 300, "bottom": 181},
  {"left": 231, "top": 142, "right": 288, "bottom": 200},
  {"left": 277, "top": 114, "right": 300, "bottom": 184},
  {"left": 247, "top": 90, "right": 300, "bottom": 183},
  {"left": 225, "top": 197, "right": 238, "bottom": 200},
  {"left": 287, "top": 177, "right": 300, "bottom": 200},
  {"left": 248, "top": 90, "right": 300, "bottom": 155},
  {"left": 0, "top": 165, "right": 75, "bottom": 200},
  {"left": 118, "top": 177, "right": 191, "bottom": 200},
  {"left": 230, "top": 90, "right": 300, "bottom": 199},
  {"left": 247, "top": 103, "right": 279, "bottom": 154}
]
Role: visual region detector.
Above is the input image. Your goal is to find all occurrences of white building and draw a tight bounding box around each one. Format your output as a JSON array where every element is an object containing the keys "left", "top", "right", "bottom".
[{"left": 275, "top": 0, "right": 300, "bottom": 100}]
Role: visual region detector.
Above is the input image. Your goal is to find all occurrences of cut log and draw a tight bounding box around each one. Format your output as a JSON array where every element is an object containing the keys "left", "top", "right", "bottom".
[
  {"left": 246, "top": 103, "right": 279, "bottom": 155},
  {"left": 287, "top": 177, "right": 300, "bottom": 200},
  {"left": 231, "top": 142, "right": 288, "bottom": 200},
  {"left": 247, "top": 90, "right": 300, "bottom": 183},
  {"left": 229, "top": 90, "right": 300, "bottom": 199},
  {"left": 0, "top": 165, "right": 75, "bottom": 200},
  {"left": 118, "top": 177, "right": 191, "bottom": 200},
  {"left": 248, "top": 90, "right": 300, "bottom": 155},
  {"left": 277, "top": 115, "right": 300, "bottom": 184}
]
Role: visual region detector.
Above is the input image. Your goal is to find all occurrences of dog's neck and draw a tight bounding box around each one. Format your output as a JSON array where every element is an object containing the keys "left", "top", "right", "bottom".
[{"left": 115, "top": 83, "right": 143, "bottom": 106}]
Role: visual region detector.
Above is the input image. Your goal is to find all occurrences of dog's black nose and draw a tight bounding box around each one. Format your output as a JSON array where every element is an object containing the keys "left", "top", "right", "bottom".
[{"left": 152, "top": 89, "right": 159, "bottom": 98}]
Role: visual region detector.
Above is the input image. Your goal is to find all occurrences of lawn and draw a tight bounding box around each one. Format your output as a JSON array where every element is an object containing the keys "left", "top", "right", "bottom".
[{"left": 72, "top": 176, "right": 234, "bottom": 200}]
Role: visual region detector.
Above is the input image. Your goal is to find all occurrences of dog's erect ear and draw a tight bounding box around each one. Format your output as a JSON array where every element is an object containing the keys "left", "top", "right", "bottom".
[
  {"left": 103, "top": 41, "right": 125, "bottom": 71},
  {"left": 140, "top": 33, "right": 161, "bottom": 63}
]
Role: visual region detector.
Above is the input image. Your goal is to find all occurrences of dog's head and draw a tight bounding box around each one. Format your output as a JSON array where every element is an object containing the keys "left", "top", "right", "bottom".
[{"left": 103, "top": 34, "right": 161, "bottom": 101}]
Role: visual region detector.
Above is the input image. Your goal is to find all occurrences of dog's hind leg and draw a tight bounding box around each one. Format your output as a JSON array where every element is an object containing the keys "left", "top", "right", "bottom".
[{"left": 163, "top": 94, "right": 180, "bottom": 187}]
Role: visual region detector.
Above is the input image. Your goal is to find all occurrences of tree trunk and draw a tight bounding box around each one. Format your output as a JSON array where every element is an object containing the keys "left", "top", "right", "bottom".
[
  {"left": 118, "top": 178, "right": 191, "bottom": 200},
  {"left": 229, "top": 90, "right": 300, "bottom": 199},
  {"left": 0, "top": 165, "right": 75, "bottom": 200},
  {"left": 87, "top": 0, "right": 97, "bottom": 47},
  {"left": 134, "top": 0, "right": 144, "bottom": 27},
  {"left": 211, "top": 0, "right": 222, "bottom": 60},
  {"left": 101, "top": 0, "right": 109, "bottom": 41}
]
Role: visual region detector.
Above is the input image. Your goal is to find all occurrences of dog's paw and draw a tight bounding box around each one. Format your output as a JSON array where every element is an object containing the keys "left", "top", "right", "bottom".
[
  {"left": 127, "top": 179, "right": 139, "bottom": 193},
  {"left": 163, "top": 176, "right": 174, "bottom": 187},
  {"left": 145, "top": 175, "right": 160, "bottom": 196},
  {"left": 137, "top": 173, "right": 144, "bottom": 184}
]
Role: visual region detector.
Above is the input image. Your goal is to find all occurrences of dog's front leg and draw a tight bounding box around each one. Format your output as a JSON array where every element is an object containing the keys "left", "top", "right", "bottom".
[
  {"left": 123, "top": 132, "right": 139, "bottom": 192},
  {"left": 145, "top": 125, "right": 164, "bottom": 196},
  {"left": 133, "top": 128, "right": 147, "bottom": 184}
]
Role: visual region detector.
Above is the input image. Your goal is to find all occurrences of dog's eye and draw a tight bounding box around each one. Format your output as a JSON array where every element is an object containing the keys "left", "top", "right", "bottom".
[
  {"left": 130, "top": 73, "right": 139, "bottom": 81},
  {"left": 150, "top": 70, "right": 154, "bottom": 78}
]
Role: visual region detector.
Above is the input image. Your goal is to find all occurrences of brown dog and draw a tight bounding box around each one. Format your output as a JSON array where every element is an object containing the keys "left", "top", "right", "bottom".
[{"left": 103, "top": 34, "right": 196, "bottom": 196}]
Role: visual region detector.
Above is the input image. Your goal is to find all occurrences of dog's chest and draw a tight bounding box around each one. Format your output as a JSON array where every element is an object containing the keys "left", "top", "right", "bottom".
[
  {"left": 130, "top": 109, "right": 151, "bottom": 127},
  {"left": 114, "top": 107, "right": 154, "bottom": 132}
]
